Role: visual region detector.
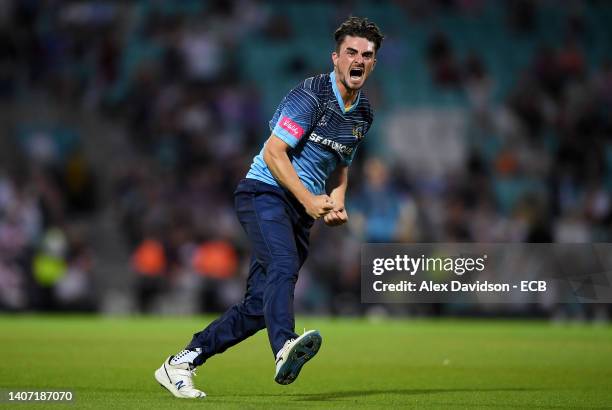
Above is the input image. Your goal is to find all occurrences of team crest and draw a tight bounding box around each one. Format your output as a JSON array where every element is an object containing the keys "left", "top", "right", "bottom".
[{"left": 352, "top": 123, "right": 365, "bottom": 140}]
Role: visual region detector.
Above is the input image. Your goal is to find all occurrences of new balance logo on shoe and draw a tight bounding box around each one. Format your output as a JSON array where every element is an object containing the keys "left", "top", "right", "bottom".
[{"left": 155, "top": 356, "right": 206, "bottom": 398}]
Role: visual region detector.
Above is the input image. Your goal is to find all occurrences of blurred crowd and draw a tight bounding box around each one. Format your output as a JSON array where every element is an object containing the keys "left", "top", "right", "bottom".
[
  {"left": 0, "top": 0, "right": 610, "bottom": 317},
  {"left": 0, "top": 137, "right": 97, "bottom": 311}
]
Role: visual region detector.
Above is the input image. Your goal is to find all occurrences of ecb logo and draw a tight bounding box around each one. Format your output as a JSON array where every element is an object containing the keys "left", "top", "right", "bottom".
[{"left": 317, "top": 114, "right": 328, "bottom": 127}]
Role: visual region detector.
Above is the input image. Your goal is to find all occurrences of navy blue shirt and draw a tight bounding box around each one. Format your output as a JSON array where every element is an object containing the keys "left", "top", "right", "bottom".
[{"left": 246, "top": 71, "right": 374, "bottom": 194}]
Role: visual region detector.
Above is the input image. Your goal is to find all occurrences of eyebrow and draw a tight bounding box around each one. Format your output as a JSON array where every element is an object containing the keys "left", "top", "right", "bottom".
[{"left": 346, "top": 47, "right": 374, "bottom": 57}]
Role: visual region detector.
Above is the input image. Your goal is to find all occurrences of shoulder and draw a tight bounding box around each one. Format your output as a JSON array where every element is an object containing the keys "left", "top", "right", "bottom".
[
  {"left": 283, "top": 74, "right": 331, "bottom": 111},
  {"left": 301, "top": 73, "right": 331, "bottom": 99},
  {"left": 283, "top": 76, "right": 324, "bottom": 109}
]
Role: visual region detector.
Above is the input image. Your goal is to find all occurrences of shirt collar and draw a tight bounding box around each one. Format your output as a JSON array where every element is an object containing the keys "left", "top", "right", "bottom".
[{"left": 330, "top": 71, "right": 360, "bottom": 114}]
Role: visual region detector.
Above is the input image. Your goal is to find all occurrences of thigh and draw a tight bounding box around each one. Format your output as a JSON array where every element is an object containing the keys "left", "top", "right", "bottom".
[
  {"left": 293, "top": 219, "right": 312, "bottom": 269},
  {"left": 235, "top": 190, "right": 299, "bottom": 266}
]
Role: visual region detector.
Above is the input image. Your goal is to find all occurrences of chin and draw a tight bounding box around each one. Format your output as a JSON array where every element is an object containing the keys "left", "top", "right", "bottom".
[
  {"left": 350, "top": 76, "right": 368, "bottom": 89},
  {"left": 348, "top": 81, "right": 365, "bottom": 90}
]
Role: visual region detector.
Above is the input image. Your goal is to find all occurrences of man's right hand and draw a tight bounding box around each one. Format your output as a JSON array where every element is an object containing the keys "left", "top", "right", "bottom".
[{"left": 303, "top": 194, "right": 335, "bottom": 219}]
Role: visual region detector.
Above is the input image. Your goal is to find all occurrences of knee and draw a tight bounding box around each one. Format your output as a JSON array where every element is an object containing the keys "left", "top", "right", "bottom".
[
  {"left": 238, "top": 297, "right": 264, "bottom": 317},
  {"left": 230, "top": 303, "right": 266, "bottom": 334},
  {"left": 267, "top": 255, "right": 300, "bottom": 282}
]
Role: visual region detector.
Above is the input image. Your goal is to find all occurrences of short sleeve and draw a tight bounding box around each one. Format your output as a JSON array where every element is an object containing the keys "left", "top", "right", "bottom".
[{"left": 271, "top": 86, "right": 320, "bottom": 148}]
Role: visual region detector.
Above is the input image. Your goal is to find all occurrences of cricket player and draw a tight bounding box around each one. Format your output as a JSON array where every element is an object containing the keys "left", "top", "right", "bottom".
[{"left": 155, "top": 16, "right": 384, "bottom": 398}]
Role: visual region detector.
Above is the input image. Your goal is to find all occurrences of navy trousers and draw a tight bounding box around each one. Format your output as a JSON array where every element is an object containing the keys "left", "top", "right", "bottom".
[{"left": 187, "top": 179, "right": 314, "bottom": 366}]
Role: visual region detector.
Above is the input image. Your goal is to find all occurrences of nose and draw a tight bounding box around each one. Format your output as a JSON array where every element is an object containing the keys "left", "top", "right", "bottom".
[{"left": 355, "top": 54, "right": 364, "bottom": 64}]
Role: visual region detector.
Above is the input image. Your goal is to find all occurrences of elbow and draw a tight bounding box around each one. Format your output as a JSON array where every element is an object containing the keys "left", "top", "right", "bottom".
[
  {"left": 263, "top": 144, "right": 283, "bottom": 169},
  {"left": 263, "top": 135, "right": 291, "bottom": 169},
  {"left": 263, "top": 145, "right": 274, "bottom": 168}
]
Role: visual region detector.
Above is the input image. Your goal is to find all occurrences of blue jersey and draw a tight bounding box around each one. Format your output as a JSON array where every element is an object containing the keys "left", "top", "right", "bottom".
[{"left": 246, "top": 71, "right": 374, "bottom": 195}]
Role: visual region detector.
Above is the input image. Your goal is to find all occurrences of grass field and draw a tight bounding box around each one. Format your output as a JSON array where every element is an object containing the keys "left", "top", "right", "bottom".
[{"left": 1, "top": 315, "right": 611, "bottom": 409}]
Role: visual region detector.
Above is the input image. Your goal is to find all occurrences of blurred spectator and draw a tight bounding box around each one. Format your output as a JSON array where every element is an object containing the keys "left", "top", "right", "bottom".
[
  {"left": 192, "top": 240, "right": 238, "bottom": 280},
  {"left": 351, "top": 158, "right": 411, "bottom": 242},
  {"left": 192, "top": 240, "right": 239, "bottom": 312},
  {"left": 463, "top": 52, "right": 494, "bottom": 118},
  {"left": 426, "top": 31, "right": 461, "bottom": 87},
  {"left": 32, "top": 228, "right": 68, "bottom": 310},
  {"left": 558, "top": 37, "right": 586, "bottom": 80},
  {"left": 507, "top": 0, "right": 537, "bottom": 33},
  {"left": 132, "top": 237, "right": 168, "bottom": 313}
]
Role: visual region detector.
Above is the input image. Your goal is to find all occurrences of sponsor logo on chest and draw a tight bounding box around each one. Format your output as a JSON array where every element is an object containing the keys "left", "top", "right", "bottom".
[{"left": 309, "top": 132, "right": 354, "bottom": 156}]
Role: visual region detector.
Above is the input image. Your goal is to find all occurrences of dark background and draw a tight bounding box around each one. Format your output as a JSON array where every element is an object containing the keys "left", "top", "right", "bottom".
[{"left": 0, "top": 0, "right": 610, "bottom": 319}]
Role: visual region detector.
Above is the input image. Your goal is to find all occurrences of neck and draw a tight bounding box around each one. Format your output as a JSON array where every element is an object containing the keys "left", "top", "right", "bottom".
[{"left": 334, "top": 72, "right": 359, "bottom": 109}]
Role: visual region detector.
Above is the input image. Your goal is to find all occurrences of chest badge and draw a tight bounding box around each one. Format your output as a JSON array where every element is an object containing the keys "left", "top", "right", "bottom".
[{"left": 352, "top": 124, "right": 365, "bottom": 140}]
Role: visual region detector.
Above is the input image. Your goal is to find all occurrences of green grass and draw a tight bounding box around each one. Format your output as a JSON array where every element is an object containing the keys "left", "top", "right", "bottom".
[{"left": 1, "top": 315, "right": 611, "bottom": 409}]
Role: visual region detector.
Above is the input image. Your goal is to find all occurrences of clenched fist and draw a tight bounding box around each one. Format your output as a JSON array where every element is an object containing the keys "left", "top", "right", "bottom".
[
  {"left": 323, "top": 204, "right": 348, "bottom": 226},
  {"left": 303, "top": 194, "right": 335, "bottom": 219}
]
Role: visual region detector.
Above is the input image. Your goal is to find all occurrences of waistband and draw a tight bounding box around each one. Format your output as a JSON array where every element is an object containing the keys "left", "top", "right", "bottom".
[{"left": 235, "top": 178, "right": 312, "bottom": 222}]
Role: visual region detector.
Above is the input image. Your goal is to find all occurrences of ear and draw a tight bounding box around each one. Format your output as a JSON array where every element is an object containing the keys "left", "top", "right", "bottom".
[{"left": 331, "top": 51, "right": 338, "bottom": 68}]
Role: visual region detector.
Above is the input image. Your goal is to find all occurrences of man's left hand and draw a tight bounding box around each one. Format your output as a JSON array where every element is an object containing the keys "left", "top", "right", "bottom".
[{"left": 323, "top": 205, "right": 348, "bottom": 226}]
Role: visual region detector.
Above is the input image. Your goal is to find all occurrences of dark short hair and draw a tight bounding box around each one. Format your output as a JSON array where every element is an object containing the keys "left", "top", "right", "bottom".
[{"left": 334, "top": 16, "right": 384, "bottom": 53}]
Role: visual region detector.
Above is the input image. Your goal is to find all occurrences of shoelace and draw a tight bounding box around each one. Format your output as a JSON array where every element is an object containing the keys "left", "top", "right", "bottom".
[{"left": 175, "top": 349, "right": 191, "bottom": 360}]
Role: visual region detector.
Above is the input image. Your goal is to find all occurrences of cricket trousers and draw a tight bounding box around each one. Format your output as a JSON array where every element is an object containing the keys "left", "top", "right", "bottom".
[{"left": 187, "top": 178, "right": 314, "bottom": 366}]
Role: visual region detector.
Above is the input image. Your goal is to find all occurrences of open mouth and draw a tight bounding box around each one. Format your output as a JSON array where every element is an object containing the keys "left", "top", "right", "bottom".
[{"left": 349, "top": 67, "right": 364, "bottom": 80}]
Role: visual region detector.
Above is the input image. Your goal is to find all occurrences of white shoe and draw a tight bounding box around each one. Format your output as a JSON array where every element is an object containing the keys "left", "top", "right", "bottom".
[
  {"left": 274, "top": 329, "right": 322, "bottom": 385},
  {"left": 154, "top": 354, "right": 206, "bottom": 399}
]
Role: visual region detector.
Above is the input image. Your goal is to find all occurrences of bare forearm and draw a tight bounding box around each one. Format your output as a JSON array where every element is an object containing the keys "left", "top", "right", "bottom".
[
  {"left": 263, "top": 135, "right": 335, "bottom": 219},
  {"left": 322, "top": 165, "right": 349, "bottom": 227},
  {"left": 327, "top": 165, "right": 349, "bottom": 205},
  {"left": 263, "top": 143, "right": 312, "bottom": 205}
]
